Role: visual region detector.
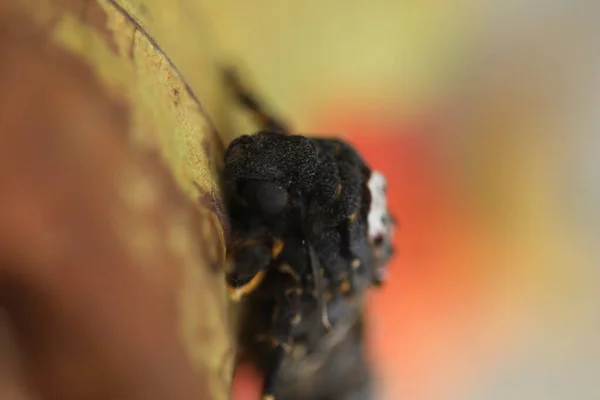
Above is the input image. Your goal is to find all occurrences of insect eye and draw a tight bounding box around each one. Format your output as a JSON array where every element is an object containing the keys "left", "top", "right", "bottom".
[{"left": 241, "top": 180, "right": 289, "bottom": 214}]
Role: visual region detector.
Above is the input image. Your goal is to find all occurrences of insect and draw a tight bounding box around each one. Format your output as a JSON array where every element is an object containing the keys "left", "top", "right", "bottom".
[{"left": 222, "top": 68, "right": 395, "bottom": 400}]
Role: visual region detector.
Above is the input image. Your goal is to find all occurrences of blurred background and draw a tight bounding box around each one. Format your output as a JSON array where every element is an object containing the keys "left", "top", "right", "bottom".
[{"left": 199, "top": 1, "right": 600, "bottom": 400}]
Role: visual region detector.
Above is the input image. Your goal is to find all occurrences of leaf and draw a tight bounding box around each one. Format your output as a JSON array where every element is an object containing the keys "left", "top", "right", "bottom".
[{"left": 0, "top": 1, "right": 231, "bottom": 399}]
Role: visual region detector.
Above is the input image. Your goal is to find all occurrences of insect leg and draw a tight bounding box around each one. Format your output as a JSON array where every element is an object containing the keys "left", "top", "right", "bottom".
[
  {"left": 296, "top": 200, "right": 334, "bottom": 330},
  {"left": 259, "top": 275, "right": 301, "bottom": 400},
  {"left": 260, "top": 344, "right": 285, "bottom": 400},
  {"left": 307, "top": 243, "right": 333, "bottom": 330},
  {"left": 226, "top": 235, "right": 285, "bottom": 301},
  {"left": 336, "top": 159, "right": 369, "bottom": 291},
  {"left": 275, "top": 262, "right": 304, "bottom": 326},
  {"left": 222, "top": 67, "right": 291, "bottom": 134}
]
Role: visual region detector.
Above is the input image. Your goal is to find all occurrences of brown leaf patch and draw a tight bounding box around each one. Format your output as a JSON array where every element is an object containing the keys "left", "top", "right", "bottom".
[{"left": 0, "top": 7, "right": 229, "bottom": 400}]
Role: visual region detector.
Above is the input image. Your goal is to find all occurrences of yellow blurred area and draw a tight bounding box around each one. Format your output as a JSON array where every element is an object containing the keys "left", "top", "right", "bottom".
[
  {"left": 192, "top": 1, "right": 599, "bottom": 399},
  {"left": 200, "top": 0, "right": 477, "bottom": 132}
]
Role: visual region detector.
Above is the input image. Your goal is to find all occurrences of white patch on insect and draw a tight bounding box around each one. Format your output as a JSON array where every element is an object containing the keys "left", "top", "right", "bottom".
[{"left": 367, "top": 170, "right": 389, "bottom": 241}]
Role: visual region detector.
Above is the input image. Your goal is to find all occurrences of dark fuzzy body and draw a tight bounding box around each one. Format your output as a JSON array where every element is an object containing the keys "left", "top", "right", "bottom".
[{"left": 222, "top": 69, "right": 395, "bottom": 400}]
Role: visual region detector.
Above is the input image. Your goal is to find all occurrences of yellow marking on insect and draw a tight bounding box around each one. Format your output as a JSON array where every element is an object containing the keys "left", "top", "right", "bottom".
[
  {"left": 227, "top": 270, "right": 266, "bottom": 301},
  {"left": 262, "top": 395, "right": 275, "bottom": 400},
  {"left": 292, "top": 344, "right": 307, "bottom": 359},
  {"left": 232, "top": 237, "right": 261, "bottom": 250},
  {"left": 291, "top": 314, "right": 301, "bottom": 325},
  {"left": 349, "top": 211, "right": 358, "bottom": 223},
  {"left": 258, "top": 335, "right": 292, "bottom": 352},
  {"left": 281, "top": 342, "right": 292, "bottom": 353},
  {"left": 284, "top": 287, "right": 302, "bottom": 296},
  {"left": 279, "top": 263, "right": 299, "bottom": 280},
  {"left": 340, "top": 279, "right": 351, "bottom": 293},
  {"left": 336, "top": 182, "right": 343, "bottom": 198},
  {"left": 271, "top": 239, "right": 284, "bottom": 259},
  {"left": 351, "top": 258, "right": 361, "bottom": 269}
]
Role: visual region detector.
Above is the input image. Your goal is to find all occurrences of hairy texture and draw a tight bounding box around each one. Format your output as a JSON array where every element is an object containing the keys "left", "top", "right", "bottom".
[
  {"left": 224, "top": 131, "right": 394, "bottom": 400},
  {"left": 222, "top": 68, "right": 396, "bottom": 400},
  {"left": 224, "top": 132, "right": 318, "bottom": 194}
]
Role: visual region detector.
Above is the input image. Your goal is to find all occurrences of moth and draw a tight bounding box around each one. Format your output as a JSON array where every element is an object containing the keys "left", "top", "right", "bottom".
[{"left": 222, "top": 68, "right": 395, "bottom": 400}]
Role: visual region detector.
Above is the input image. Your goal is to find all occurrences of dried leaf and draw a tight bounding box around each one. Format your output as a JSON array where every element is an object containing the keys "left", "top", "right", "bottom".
[{"left": 0, "top": 1, "right": 231, "bottom": 399}]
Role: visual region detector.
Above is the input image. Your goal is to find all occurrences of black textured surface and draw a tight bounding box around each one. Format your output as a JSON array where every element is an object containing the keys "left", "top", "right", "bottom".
[{"left": 222, "top": 68, "right": 395, "bottom": 400}]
